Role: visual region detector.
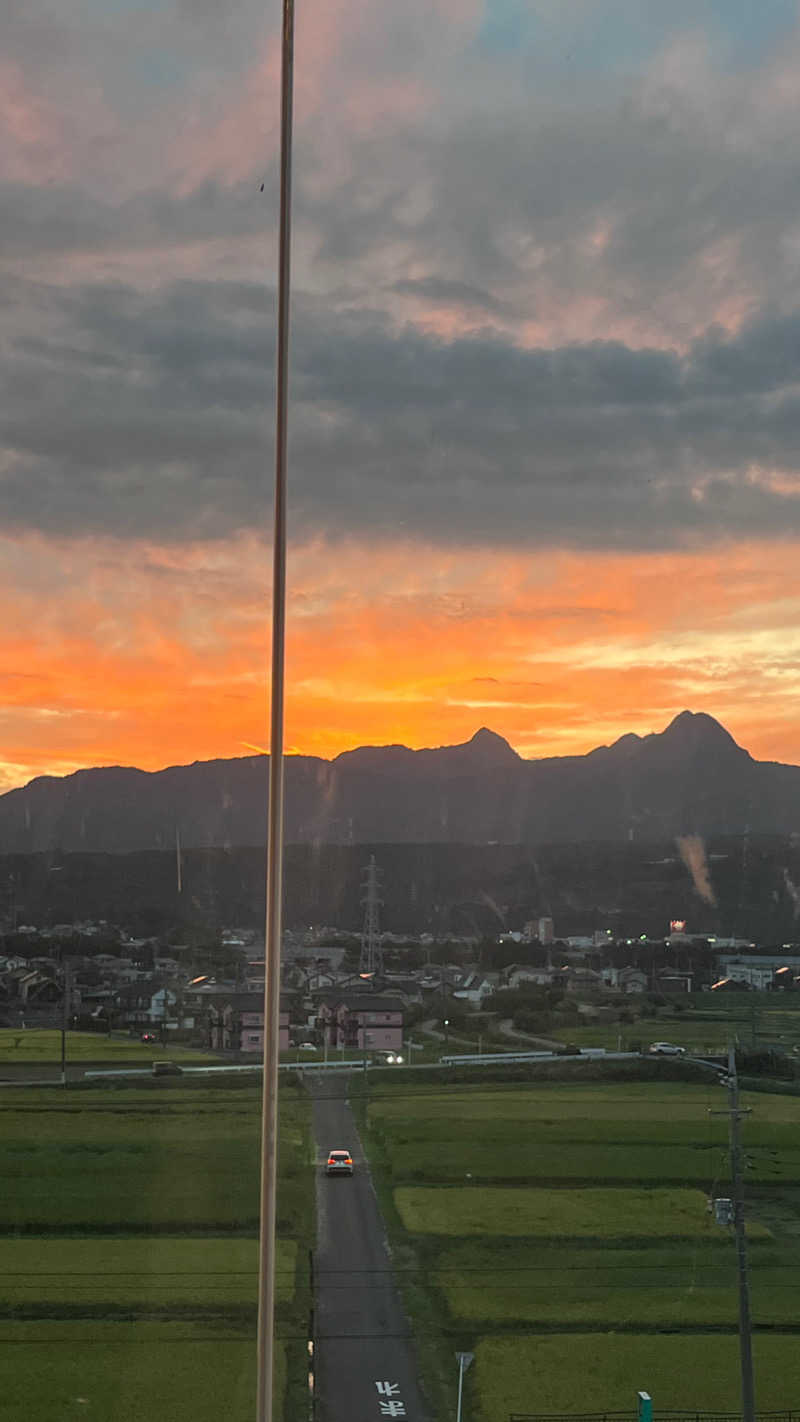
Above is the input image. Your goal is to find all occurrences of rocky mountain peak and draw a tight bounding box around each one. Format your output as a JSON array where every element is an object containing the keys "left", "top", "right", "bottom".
[
  {"left": 464, "top": 727, "right": 520, "bottom": 764},
  {"left": 659, "top": 710, "right": 746, "bottom": 756}
]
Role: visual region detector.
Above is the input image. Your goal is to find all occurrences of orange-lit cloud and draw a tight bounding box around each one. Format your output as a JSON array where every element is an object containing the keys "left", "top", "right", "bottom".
[{"left": 3, "top": 530, "right": 800, "bottom": 792}]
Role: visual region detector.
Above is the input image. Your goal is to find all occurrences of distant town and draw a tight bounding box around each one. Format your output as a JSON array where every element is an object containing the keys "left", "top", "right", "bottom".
[{"left": 3, "top": 909, "right": 799, "bottom": 1057}]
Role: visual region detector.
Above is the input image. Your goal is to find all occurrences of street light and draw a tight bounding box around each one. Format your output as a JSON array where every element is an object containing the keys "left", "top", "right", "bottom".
[{"left": 455, "top": 1351, "right": 474, "bottom": 1422}]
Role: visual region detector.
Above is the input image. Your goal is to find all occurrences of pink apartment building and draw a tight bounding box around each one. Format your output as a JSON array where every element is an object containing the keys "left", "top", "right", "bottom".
[
  {"left": 205, "top": 992, "right": 290, "bottom": 1052},
  {"left": 317, "top": 994, "right": 404, "bottom": 1052}
]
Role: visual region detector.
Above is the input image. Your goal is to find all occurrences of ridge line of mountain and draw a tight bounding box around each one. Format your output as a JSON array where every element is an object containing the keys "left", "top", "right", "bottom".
[{"left": 1, "top": 710, "right": 797, "bottom": 852}]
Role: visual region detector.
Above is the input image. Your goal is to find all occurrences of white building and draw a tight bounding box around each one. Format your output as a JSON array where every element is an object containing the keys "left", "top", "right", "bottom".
[{"left": 717, "top": 954, "right": 800, "bottom": 990}]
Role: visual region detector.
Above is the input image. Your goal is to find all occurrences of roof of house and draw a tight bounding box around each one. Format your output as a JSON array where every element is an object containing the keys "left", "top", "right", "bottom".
[
  {"left": 113, "top": 979, "right": 173, "bottom": 1004},
  {"left": 317, "top": 993, "right": 405, "bottom": 1014},
  {"left": 200, "top": 991, "right": 294, "bottom": 1012}
]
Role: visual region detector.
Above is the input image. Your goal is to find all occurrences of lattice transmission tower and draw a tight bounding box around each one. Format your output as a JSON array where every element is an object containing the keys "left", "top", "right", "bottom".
[{"left": 359, "top": 855, "right": 384, "bottom": 976}]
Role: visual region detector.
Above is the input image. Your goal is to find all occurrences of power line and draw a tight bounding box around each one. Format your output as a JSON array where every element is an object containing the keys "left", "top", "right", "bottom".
[
  {"left": 3, "top": 1323, "right": 790, "bottom": 1346},
  {"left": 3, "top": 1261, "right": 798, "bottom": 1281}
]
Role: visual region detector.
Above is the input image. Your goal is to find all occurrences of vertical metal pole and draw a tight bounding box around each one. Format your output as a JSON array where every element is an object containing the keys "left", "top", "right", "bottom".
[
  {"left": 728, "top": 1045, "right": 756, "bottom": 1422},
  {"left": 256, "top": 2, "right": 294, "bottom": 1419},
  {"left": 60, "top": 960, "right": 69, "bottom": 1087},
  {"left": 455, "top": 1352, "right": 474, "bottom": 1422}
]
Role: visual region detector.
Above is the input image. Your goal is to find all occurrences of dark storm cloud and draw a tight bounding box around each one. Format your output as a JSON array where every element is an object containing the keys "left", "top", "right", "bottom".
[
  {"left": 390, "top": 277, "right": 505, "bottom": 315},
  {"left": 0, "top": 180, "right": 276, "bottom": 258},
  {"left": 4, "top": 275, "right": 800, "bottom": 548}
]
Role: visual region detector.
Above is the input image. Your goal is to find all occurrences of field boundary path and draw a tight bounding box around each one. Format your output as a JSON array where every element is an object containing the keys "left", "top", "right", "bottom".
[
  {"left": 310, "top": 1072, "right": 429, "bottom": 1422},
  {"left": 496, "top": 1019, "right": 563, "bottom": 1049}
]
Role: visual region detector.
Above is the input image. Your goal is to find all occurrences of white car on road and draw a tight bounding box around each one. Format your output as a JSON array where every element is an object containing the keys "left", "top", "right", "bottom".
[
  {"left": 648, "top": 1041, "right": 686, "bottom": 1056},
  {"left": 325, "top": 1149, "right": 354, "bottom": 1177}
]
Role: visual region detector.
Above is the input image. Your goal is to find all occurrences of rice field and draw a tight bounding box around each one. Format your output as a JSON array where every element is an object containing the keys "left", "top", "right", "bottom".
[
  {"left": 361, "top": 1077, "right": 800, "bottom": 1422},
  {"left": 0, "top": 1081, "right": 313, "bottom": 1421}
]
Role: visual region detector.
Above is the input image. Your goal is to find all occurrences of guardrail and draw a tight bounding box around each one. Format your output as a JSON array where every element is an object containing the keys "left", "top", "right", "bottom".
[
  {"left": 83, "top": 1058, "right": 372, "bottom": 1080},
  {"left": 440, "top": 1051, "right": 555, "bottom": 1066},
  {"left": 83, "top": 1047, "right": 672, "bottom": 1082},
  {"left": 439, "top": 1050, "right": 640, "bottom": 1067},
  {"left": 511, "top": 1413, "right": 800, "bottom": 1422}
]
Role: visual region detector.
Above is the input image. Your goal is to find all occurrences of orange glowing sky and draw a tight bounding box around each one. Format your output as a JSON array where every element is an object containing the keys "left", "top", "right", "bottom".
[
  {"left": 3, "top": 529, "right": 800, "bottom": 793},
  {"left": 5, "top": 2, "right": 800, "bottom": 793}
]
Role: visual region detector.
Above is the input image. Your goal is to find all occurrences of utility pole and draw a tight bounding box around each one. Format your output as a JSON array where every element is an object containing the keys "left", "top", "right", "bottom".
[
  {"left": 711, "top": 1046, "right": 756, "bottom": 1422},
  {"left": 60, "top": 959, "right": 72, "bottom": 1087},
  {"left": 256, "top": 0, "right": 295, "bottom": 1418}
]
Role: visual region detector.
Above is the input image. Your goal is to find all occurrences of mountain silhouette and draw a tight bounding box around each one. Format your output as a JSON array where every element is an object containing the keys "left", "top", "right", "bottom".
[{"left": 0, "top": 710, "right": 798, "bottom": 852}]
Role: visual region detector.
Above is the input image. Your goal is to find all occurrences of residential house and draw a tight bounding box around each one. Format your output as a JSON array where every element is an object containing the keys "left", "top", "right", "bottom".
[
  {"left": 153, "top": 956, "right": 182, "bottom": 975},
  {"left": 382, "top": 975, "right": 425, "bottom": 1005},
  {"left": 2, "top": 966, "right": 61, "bottom": 1006},
  {"left": 113, "top": 981, "right": 178, "bottom": 1030},
  {"left": 316, "top": 994, "right": 403, "bottom": 1052},
  {"left": 202, "top": 991, "right": 291, "bottom": 1053},
  {"left": 601, "top": 966, "right": 648, "bottom": 994},
  {"left": 657, "top": 969, "right": 694, "bottom": 994},
  {"left": 418, "top": 965, "right": 465, "bottom": 997},
  {"left": 306, "top": 968, "right": 337, "bottom": 993},
  {"left": 561, "top": 966, "right": 604, "bottom": 995},
  {"left": 453, "top": 972, "right": 497, "bottom": 1005},
  {"left": 505, "top": 964, "right": 556, "bottom": 990}
]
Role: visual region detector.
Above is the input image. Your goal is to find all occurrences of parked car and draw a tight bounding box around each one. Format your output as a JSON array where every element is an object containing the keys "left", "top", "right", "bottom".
[
  {"left": 648, "top": 1041, "right": 686, "bottom": 1056},
  {"left": 325, "top": 1149, "right": 354, "bottom": 1176},
  {"left": 298, "top": 1042, "right": 318, "bottom": 1051}
]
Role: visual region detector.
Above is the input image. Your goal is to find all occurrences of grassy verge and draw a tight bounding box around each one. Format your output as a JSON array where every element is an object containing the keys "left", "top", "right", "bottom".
[{"left": 0, "top": 1029, "right": 223, "bottom": 1063}]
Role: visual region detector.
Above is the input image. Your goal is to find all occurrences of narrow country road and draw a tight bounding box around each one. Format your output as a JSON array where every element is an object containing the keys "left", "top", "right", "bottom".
[
  {"left": 310, "top": 1073, "right": 429, "bottom": 1422},
  {"left": 496, "top": 1018, "right": 563, "bottom": 1049}
]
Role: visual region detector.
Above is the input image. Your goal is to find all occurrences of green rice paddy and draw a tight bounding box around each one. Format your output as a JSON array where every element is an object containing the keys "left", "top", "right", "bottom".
[
  {"left": 0, "top": 1081, "right": 313, "bottom": 1420},
  {"left": 361, "top": 1077, "right": 800, "bottom": 1422}
]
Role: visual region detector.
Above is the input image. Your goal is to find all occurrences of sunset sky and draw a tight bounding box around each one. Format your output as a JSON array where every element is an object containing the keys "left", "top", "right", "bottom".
[{"left": 5, "top": 0, "right": 800, "bottom": 791}]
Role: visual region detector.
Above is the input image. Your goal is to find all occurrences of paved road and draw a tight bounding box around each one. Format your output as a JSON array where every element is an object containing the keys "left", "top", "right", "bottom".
[
  {"left": 496, "top": 1019, "right": 563, "bottom": 1049},
  {"left": 310, "top": 1074, "right": 429, "bottom": 1422}
]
